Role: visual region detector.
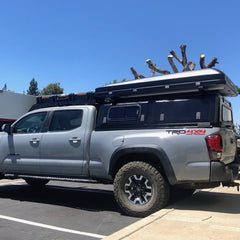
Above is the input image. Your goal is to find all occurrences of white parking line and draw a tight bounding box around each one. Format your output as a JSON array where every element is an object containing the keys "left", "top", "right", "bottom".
[{"left": 0, "top": 214, "right": 106, "bottom": 239}]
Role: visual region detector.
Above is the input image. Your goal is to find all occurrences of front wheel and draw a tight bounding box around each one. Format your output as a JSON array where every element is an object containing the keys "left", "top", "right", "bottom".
[{"left": 114, "top": 161, "right": 170, "bottom": 217}]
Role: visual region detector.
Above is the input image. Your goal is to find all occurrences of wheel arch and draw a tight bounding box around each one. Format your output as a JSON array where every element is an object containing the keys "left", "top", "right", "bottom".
[{"left": 109, "top": 145, "right": 177, "bottom": 185}]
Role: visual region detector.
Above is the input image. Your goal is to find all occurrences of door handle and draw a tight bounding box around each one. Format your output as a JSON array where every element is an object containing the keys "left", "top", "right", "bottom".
[
  {"left": 69, "top": 137, "right": 81, "bottom": 144},
  {"left": 30, "top": 138, "right": 40, "bottom": 144}
]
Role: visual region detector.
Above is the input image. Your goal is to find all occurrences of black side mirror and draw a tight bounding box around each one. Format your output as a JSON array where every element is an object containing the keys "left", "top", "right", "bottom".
[{"left": 2, "top": 124, "right": 11, "bottom": 134}]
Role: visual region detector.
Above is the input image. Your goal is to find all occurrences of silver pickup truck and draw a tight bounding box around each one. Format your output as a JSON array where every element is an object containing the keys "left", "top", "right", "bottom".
[{"left": 0, "top": 69, "right": 239, "bottom": 217}]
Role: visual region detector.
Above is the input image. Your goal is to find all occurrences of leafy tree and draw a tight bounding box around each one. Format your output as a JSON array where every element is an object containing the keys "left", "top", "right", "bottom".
[
  {"left": 2, "top": 83, "right": 7, "bottom": 91},
  {"left": 27, "top": 78, "right": 39, "bottom": 95},
  {"left": 119, "top": 78, "right": 126, "bottom": 83},
  {"left": 107, "top": 78, "right": 126, "bottom": 85},
  {"left": 236, "top": 85, "right": 240, "bottom": 94},
  {"left": 41, "top": 82, "right": 64, "bottom": 95}
]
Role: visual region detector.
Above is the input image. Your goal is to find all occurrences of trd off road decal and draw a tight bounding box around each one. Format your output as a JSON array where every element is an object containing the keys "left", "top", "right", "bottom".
[{"left": 166, "top": 129, "right": 206, "bottom": 135}]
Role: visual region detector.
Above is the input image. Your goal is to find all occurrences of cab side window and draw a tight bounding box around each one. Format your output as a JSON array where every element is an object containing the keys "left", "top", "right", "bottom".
[
  {"left": 49, "top": 110, "right": 83, "bottom": 132},
  {"left": 13, "top": 112, "right": 47, "bottom": 134}
]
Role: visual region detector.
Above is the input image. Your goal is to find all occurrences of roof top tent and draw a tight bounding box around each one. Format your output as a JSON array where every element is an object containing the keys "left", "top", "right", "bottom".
[{"left": 94, "top": 69, "right": 238, "bottom": 103}]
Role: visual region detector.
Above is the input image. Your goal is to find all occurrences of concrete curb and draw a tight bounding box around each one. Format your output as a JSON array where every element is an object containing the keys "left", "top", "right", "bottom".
[
  {"left": 102, "top": 208, "right": 174, "bottom": 240},
  {"left": 103, "top": 182, "right": 240, "bottom": 240}
]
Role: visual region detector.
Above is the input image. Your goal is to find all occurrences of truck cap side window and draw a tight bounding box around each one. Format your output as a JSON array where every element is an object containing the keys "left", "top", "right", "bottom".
[
  {"left": 108, "top": 105, "right": 140, "bottom": 121},
  {"left": 222, "top": 105, "right": 232, "bottom": 122},
  {"left": 151, "top": 97, "right": 212, "bottom": 126},
  {"left": 13, "top": 112, "right": 47, "bottom": 134},
  {"left": 96, "top": 103, "right": 148, "bottom": 130},
  {"left": 49, "top": 110, "right": 83, "bottom": 132}
]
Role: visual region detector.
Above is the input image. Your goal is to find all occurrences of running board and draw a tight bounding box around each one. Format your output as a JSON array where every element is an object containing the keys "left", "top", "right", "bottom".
[{"left": 3, "top": 174, "right": 111, "bottom": 184}]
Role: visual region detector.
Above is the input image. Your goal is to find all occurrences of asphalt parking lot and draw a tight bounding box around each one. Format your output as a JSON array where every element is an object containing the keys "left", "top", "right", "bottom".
[
  {"left": 0, "top": 179, "right": 139, "bottom": 240},
  {"left": 104, "top": 180, "right": 240, "bottom": 240},
  {"left": 1, "top": 179, "right": 240, "bottom": 240}
]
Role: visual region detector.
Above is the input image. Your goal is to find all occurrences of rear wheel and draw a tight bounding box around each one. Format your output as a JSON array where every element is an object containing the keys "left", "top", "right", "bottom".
[
  {"left": 25, "top": 178, "right": 49, "bottom": 187},
  {"left": 114, "top": 161, "right": 170, "bottom": 217}
]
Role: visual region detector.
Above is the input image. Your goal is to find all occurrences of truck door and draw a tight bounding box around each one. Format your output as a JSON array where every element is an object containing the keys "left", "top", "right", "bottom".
[
  {"left": 0, "top": 111, "right": 47, "bottom": 174},
  {"left": 39, "top": 108, "right": 87, "bottom": 176}
]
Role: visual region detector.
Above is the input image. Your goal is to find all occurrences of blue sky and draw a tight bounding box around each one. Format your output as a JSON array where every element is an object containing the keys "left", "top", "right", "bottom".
[{"left": 0, "top": 0, "right": 240, "bottom": 123}]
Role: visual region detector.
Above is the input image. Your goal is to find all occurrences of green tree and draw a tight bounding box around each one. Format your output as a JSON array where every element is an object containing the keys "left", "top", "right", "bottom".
[
  {"left": 236, "top": 85, "right": 240, "bottom": 94},
  {"left": 2, "top": 83, "right": 7, "bottom": 91},
  {"left": 107, "top": 78, "right": 126, "bottom": 85},
  {"left": 41, "top": 82, "right": 64, "bottom": 95},
  {"left": 27, "top": 78, "right": 39, "bottom": 95}
]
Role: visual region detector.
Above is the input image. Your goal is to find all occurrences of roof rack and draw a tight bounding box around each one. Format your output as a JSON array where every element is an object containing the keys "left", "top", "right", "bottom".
[
  {"left": 31, "top": 69, "right": 237, "bottom": 110},
  {"left": 30, "top": 92, "right": 96, "bottom": 111}
]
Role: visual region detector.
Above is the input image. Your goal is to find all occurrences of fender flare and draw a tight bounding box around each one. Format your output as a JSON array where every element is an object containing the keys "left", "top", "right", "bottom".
[{"left": 109, "top": 144, "right": 177, "bottom": 185}]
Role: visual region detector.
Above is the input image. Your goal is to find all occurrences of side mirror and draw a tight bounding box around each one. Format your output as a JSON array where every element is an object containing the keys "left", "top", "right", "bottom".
[{"left": 2, "top": 124, "right": 11, "bottom": 134}]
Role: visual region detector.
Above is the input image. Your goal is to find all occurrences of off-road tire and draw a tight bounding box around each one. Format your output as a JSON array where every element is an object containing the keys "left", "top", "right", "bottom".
[{"left": 114, "top": 161, "right": 170, "bottom": 217}]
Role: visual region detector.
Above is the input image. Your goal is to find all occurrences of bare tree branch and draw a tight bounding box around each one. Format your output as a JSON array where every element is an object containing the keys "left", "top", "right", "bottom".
[
  {"left": 168, "top": 55, "right": 178, "bottom": 73},
  {"left": 170, "top": 45, "right": 194, "bottom": 72},
  {"left": 130, "top": 45, "right": 218, "bottom": 80},
  {"left": 200, "top": 55, "right": 218, "bottom": 69},
  {"left": 180, "top": 44, "right": 187, "bottom": 66},
  {"left": 183, "top": 61, "right": 193, "bottom": 72},
  {"left": 200, "top": 54, "right": 206, "bottom": 69},
  {"left": 146, "top": 59, "right": 170, "bottom": 75},
  {"left": 169, "top": 50, "right": 182, "bottom": 65},
  {"left": 130, "top": 67, "right": 145, "bottom": 79},
  {"left": 149, "top": 63, "right": 156, "bottom": 76},
  {"left": 190, "top": 62, "right": 196, "bottom": 71},
  {"left": 206, "top": 57, "right": 218, "bottom": 68}
]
